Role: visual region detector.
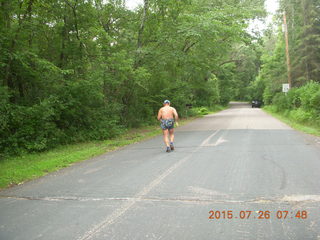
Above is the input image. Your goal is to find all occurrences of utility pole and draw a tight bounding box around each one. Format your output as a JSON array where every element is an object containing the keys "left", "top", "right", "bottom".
[{"left": 283, "top": 11, "right": 292, "bottom": 88}]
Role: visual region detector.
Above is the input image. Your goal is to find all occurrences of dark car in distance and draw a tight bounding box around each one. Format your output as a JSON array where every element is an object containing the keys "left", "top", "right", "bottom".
[{"left": 252, "top": 100, "right": 262, "bottom": 108}]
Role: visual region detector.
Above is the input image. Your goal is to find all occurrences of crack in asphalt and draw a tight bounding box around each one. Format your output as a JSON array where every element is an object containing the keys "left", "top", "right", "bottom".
[{"left": 2, "top": 195, "right": 320, "bottom": 204}]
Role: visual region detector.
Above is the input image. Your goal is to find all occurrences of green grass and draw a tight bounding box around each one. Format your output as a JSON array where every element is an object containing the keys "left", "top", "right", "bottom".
[
  {"left": 208, "top": 105, "right": 228, "bottom": 114},
  {"left": 186, "top": 105, "right": 227, "bottom": 116},
  {"left": 263, "top": 106, "right": 320, "bottom": 136},
  {"left": 0, "top": 116, "right": 201, "bottom": 189}
]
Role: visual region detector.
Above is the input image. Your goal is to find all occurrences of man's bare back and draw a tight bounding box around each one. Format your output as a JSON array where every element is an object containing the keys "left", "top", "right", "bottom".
[{"left": 157, "top": 106, "right": 178, "bottom": 120}]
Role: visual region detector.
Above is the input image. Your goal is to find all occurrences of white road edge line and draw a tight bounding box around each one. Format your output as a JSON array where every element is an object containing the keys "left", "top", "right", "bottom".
[{"left": 78, "top": 130, "right": 220, "bottom": 240}]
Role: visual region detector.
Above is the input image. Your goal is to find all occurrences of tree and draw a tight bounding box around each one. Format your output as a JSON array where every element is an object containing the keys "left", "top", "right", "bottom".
[{"left": 0, "top": 0, "right": 266, "bottom": 155}]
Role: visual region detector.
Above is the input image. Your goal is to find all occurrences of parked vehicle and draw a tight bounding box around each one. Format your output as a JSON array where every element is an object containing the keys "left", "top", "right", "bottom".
[{"left": 252, "top": 100, "right": 262, "bottom": 108}]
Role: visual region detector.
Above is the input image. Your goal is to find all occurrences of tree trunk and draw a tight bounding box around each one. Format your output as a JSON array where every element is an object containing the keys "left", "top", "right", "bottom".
[
  {"left": 59, "top": 15, "right": 68, "bottom": 68},
  {"left": 137, "top": 0, "right": 148, "bottom": 50},
  {"left": 27, "top": 0, "right": 34, "bottom": 47}
]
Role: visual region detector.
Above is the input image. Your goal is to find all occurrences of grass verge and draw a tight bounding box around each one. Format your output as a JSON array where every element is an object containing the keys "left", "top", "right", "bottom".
[
  {"left": 187, "top": 105, "right": 227, "bottom": 116},
  {"left": 0, "top": 116, "right": 203, "bottom": 189},
  {"left": 263, "top": 106, "right": 320, "bottom": 136}
]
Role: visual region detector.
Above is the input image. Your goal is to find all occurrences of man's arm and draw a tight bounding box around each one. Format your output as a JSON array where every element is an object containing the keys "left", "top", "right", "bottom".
[
  {"left": 157, "top": 108, "right": 162, "bottom": 121},
  {"left": 172, "top": 108, "right": 178, "bottom": 121}
]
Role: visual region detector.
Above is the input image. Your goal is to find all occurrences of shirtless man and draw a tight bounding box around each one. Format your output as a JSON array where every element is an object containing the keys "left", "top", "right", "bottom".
[{"left": 157, "top": 100, "right": 179, "bottom": 152}]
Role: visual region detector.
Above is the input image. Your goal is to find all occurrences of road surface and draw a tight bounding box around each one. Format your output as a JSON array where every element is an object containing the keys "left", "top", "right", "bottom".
[{"left": 1, "top": 102, "right": 320, "bottom": 240}]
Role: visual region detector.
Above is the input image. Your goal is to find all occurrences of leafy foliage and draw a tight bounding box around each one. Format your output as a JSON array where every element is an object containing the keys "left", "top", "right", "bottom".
[
  {"left": 0, "top": 0, "right": 264, "bottom": 156},
  {"left": 249, "top": 0, "right": 320, "bottom": 129},
  {"left": 268, "top": 82, "right": 320, "bottom": 127}
]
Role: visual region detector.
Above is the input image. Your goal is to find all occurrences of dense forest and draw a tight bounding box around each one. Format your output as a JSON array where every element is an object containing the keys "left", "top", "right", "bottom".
[
  {"left": 1, "top": 0, "right": 319, "bottom": 156},
  {"left": 250, "top": 0, "right": 320, "bottom": 128},
  {"left": 0, "top": 0, "right": 265, "bottom": 155}
]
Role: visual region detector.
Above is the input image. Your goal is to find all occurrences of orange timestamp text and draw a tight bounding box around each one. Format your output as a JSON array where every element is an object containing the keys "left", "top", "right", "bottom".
[{"left": 208, "top": 210, "right": 308, "bottom": 220}]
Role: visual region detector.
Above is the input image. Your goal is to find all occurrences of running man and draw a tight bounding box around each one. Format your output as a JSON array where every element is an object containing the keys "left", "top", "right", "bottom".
[{"left": 157, "top": 100, "right": 179, "bottom": 152}]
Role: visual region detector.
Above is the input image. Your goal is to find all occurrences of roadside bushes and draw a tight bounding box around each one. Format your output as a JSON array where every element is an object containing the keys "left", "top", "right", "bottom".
[
  {"left": 0, "top": 96, "right": 60, "bottom": 155},
  {"left": 269, "top": 82, "right": 320, "bottom": 127},
  {"left": 188, "top": 107, "right": 210, "bottom": 116},
  {"left": 185, "top": 105, "right": 225, "bottom": 117},
  {"left": 0, "top": 84, "right": 123, "bottom": 157},
  {"left": 271, "top": 93, "right": 288, "bottom": 112}
]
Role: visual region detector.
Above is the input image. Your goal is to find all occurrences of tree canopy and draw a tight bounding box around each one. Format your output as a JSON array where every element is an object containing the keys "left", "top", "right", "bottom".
[{"left": 1, "top": 0, "right": 265, "bottom": 155}]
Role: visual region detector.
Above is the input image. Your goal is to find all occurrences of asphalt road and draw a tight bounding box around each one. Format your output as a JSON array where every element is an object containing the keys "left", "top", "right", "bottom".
[{"left": 1, "top": 102, "right": 320, "bottom": 240}]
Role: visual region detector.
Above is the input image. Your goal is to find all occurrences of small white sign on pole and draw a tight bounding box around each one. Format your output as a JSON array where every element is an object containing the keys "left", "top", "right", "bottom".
[{"left": 282, "top": 83, "right": 290, "bottom": 93}]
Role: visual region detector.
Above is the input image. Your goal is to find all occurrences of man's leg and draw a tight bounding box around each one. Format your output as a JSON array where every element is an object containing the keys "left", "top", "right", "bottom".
[
  {"left": 163, "top": 129, "right": 170, "bottom": 147},
  {"left": 169, "top": 128, "right": 174, "bottom": 150}
]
